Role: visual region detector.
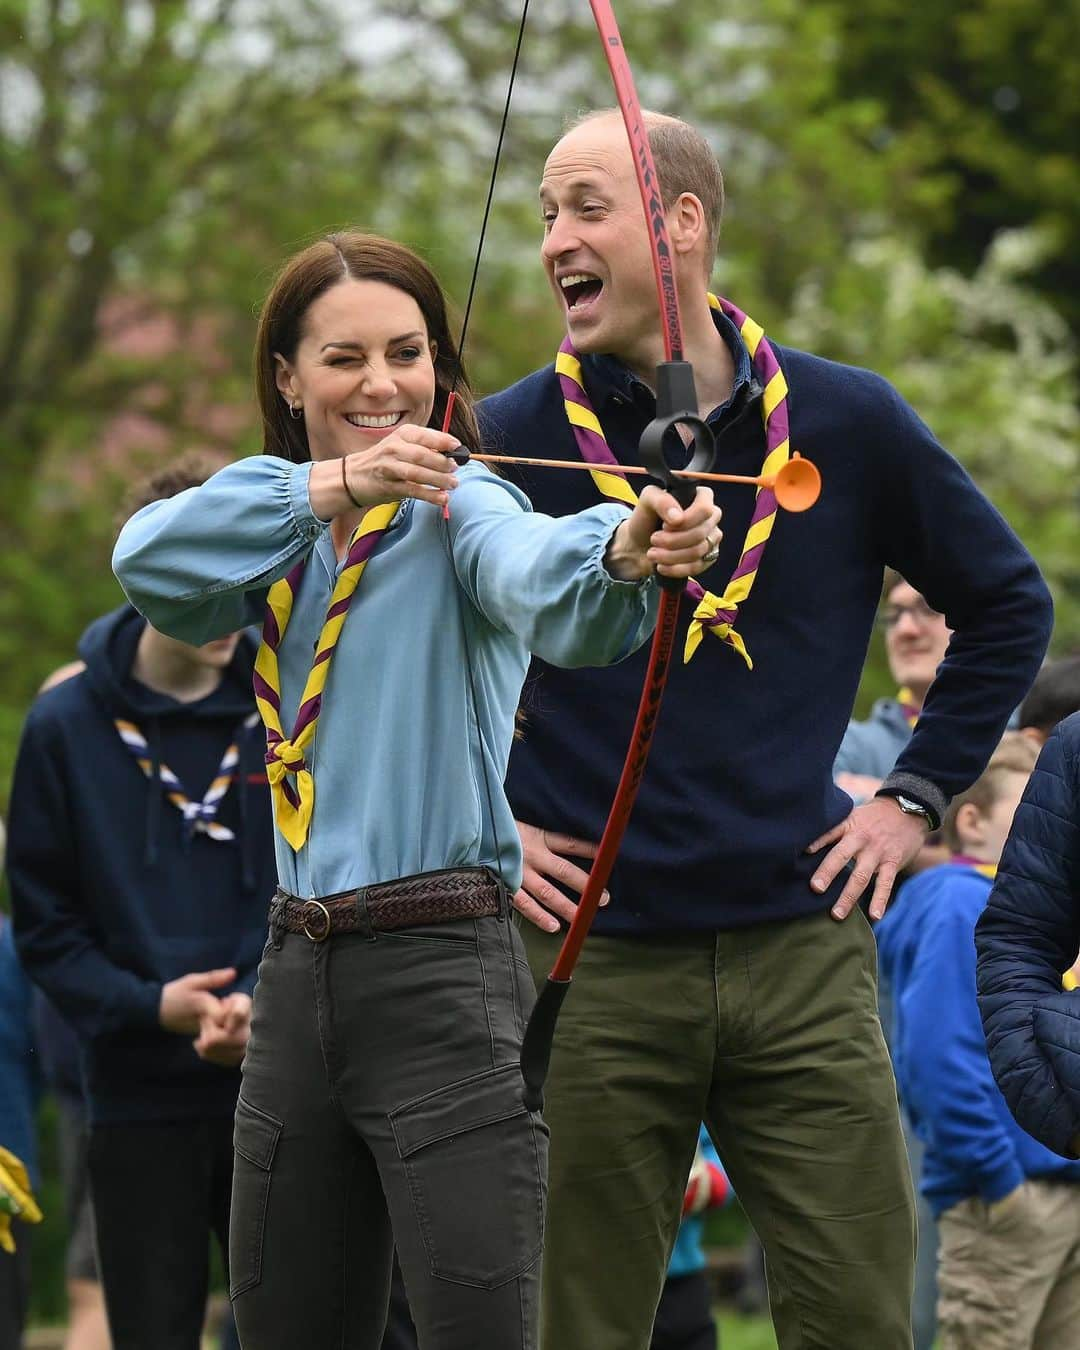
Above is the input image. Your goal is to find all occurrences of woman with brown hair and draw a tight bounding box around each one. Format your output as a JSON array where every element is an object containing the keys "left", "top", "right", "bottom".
[{"left": 113, "top": 231, "right": 720, "bottom": 1350}]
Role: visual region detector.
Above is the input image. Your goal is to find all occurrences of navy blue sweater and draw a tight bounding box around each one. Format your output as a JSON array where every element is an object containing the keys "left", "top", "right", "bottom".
[
  {"left": 479, "top": 315, "right": 1052, "bottom": 932},
  {"left": 977, "top": 713, "right": 1080, "bottom": 1157},
  {"left": 7, "top": 607, "right": 277, "bottom": 1124}
]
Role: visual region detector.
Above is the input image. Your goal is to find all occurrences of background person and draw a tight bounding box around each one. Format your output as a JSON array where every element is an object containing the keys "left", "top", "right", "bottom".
[
  {"left": 833, "top": 568, "right": 953, "bottom": 1350},
  {"left": 879, "top": 734, "right": 1080, "bottom": 1349},
  {"left": 8, "top": 456, "right": 277, "bottom": 1350},
  {"left": 1017, "top": 654, "right": 1080, "bottom": 747},
  {"left": 834, "top": 570, "right": 953, "bottom": 807},
  {"left": 650, "top": 1126, "right": 732, "bottom": 1350},
  {"left": 977, "top": 709, "right": 1080, "bottom": 1161}
]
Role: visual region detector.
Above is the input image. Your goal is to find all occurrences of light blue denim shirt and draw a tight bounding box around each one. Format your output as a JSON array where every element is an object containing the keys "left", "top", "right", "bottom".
[{"left": 113, "top": 455, "right": 656, "bottom": 898}]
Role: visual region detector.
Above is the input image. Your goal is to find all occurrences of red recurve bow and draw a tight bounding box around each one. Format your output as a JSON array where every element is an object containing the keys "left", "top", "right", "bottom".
[{"left": 519, "top": 0, "right": 719, "bottom": 1109}]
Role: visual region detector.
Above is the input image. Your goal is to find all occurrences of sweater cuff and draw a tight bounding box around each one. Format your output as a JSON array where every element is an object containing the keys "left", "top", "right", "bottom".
[
  {"left": 132, "top": 981, "right": 164, "bottom": 1031},
  {"left": 290, "top": 461, "right": 330, "bottom": 535},
  {"left": 878, "top": 771, "right": 949, "bottom": 830}
]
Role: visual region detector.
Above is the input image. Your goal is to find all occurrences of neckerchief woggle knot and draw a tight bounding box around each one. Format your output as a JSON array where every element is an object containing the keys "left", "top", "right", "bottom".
[{"left": 558, "top": 294, "right": 791, "bottom": 668}]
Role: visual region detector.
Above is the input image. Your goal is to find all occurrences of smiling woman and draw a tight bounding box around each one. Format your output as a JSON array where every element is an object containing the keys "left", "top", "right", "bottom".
[{"left": 111, "top": 231, "right": 722, "bottom": 1350}]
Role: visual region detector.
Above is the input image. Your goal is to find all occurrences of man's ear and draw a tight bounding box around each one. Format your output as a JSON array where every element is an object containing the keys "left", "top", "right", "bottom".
[
  {"left": 669, "top": 192, "right": 707, "bottom": 259},
  {"left": 274, "top": 353, "right": 297, "bottom": 405}
]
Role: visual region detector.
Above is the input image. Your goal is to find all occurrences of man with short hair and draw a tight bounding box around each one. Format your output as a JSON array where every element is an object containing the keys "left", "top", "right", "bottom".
[
  {"left": 8, "top": 455, "right": 277, "bottom": 1350},
  {"left": 835, "top": 569, "right": 953, "bottom": 804},
  {"left": 479, "top": 109, "right": 1053, "bottom": 1349}
]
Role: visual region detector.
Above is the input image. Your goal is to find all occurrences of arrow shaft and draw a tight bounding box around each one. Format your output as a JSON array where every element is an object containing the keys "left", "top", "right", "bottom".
[{"left": 469, "top": 451, "right": 772, "bottom": 489}]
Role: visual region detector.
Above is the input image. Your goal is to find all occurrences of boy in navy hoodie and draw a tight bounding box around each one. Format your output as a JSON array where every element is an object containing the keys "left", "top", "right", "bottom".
[
  {"left": 877, "top": 734, "right": 1080, "bottom": 1350},
  {"left": 7, "top": 456, "right": 277, "bottom": 1350}
]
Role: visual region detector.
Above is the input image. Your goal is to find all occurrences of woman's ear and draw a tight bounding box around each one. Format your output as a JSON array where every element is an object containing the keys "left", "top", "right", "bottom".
[{"left": 274, "top": 353, "right": 297, "bottom": 405}]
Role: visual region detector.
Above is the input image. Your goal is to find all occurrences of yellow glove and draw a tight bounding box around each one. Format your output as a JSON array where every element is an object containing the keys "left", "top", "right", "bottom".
[{"left": 0, "top": 1146, "right": 43, "bottom": 1254}]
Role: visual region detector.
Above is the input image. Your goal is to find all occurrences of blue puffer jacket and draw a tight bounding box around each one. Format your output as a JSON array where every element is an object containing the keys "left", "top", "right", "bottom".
[{"left": 976, "top": 712, "right": 1080, "bottom": 1158}]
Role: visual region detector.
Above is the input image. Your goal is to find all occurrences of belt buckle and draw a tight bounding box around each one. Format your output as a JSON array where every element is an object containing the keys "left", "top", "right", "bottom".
[{"left": 301, "top": 899, "right": 332, "bottom": 943}]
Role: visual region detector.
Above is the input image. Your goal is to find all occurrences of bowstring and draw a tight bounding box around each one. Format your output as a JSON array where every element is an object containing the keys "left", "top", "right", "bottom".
[{"left": 439, "top": 0, "right": 531, "bottom": 903}]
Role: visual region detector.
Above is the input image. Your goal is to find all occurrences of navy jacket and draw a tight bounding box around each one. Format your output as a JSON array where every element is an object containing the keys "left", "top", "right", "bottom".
[
  {"left": 976, "top": 712, "right": 1080, "bottom": 1157},
  {"left": 879, "top": 862, "right": 1080, "bottom": 1217},
  {"left": 7, "top": 607, "right": 277, "bottom": 1124},
  {"left": 480, "top": 313, "right": 1053, "bottom": 932}
]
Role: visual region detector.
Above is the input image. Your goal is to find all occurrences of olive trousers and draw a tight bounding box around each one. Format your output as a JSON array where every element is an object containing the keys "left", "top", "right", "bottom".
[{"left": 522, "top": 907, "right": 916, "bottom": 1350}]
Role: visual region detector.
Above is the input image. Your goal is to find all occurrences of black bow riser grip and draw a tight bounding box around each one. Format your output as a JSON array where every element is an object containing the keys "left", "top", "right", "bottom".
[{"left": 519, "top": 977, "right": 571, "bottom": 1112}]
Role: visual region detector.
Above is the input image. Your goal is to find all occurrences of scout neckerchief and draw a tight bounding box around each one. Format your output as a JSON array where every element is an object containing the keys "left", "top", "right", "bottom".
[
  {"left": 556, "top": 293, "right": 790, "bottom": 668},
  {"left": 950, "top": 854, "right": 998, "bottom": 880},
  {"left": 115, "top": 712, "right": 259, "bottom": 842},
  {"left": 253, "top": 500, "right": 399, "bottom": 851},
  {"left": 897, "top": 686, "right": 921, "bottom": 728}
]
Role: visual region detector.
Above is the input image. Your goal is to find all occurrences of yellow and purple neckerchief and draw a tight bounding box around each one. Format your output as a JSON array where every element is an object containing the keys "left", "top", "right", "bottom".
[
  {"left": 253, "top": 500, "right": 399, "bottom": 851},
  {"left": 897, "top": 686, "right": 921, "bottom": 728},
  {"left": 114, "top": 712, "right": 259, "bottom": 842},
  {"left": 556, "top": 294, "right": 790, "bottom": 668},
  {"left": 949, "top": 854, "right": 998, "bottom": 880}
]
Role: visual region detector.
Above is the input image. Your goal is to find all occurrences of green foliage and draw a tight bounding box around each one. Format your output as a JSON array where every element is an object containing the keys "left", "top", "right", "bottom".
[{"left": 717, "top": 1312, "right": 780, "bottom": 1350}]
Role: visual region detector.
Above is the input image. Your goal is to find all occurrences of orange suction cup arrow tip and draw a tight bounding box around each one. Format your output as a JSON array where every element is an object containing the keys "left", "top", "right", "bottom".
[{"left": 772, "top": 454, "right": 821, "bottom": 513}]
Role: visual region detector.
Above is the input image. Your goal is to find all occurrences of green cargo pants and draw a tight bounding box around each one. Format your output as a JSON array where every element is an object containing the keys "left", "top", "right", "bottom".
[{"left": 521, "top": 907, "right": 915, "bottom": 1350}]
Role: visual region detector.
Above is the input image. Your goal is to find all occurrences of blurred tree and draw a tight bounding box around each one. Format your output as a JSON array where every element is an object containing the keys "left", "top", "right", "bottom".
[
  {"left": 785, "top": 226, "right": 1079, "bottom": 706},
  {"left": 827, "top": 0, "right": 1080, "bottom": 338}
]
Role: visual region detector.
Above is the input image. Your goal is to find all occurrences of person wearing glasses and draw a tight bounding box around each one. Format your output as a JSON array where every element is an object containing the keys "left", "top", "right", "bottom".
[{"left": 834, "top": 569, "right": 954, "bottom": 807}]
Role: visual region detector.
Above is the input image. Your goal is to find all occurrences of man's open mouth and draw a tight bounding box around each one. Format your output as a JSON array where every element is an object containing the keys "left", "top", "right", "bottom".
[{"left": 560, "top": 273, "right": 603, "bottom": 313}]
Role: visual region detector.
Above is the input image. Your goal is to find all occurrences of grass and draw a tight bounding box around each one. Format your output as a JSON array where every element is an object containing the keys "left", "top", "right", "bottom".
[{"left": 717, "top": 1311, "right": 780, "bottom": 1350}]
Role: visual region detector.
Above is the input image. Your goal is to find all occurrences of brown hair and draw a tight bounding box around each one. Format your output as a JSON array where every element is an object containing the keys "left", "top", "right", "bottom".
[
  {"left": 942, "top": 733, "right": 1039, "bottom": 851},
  {"left": 568, "top": 110, "right": 725, "bottom": 272},
  {"left": 121, "top": 450, "right": 226, "bottom": 522},
  {"left": 1018, "top": 655, "right": 1080, "bottom": 736},
  {"left": 254, "top": 232, "right": 479, "bottom": 463}
]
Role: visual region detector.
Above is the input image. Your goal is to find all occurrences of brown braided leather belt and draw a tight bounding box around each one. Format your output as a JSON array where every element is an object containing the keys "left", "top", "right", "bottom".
[{"left": 272, "top": 867, "right": 504, "bottom": 943}]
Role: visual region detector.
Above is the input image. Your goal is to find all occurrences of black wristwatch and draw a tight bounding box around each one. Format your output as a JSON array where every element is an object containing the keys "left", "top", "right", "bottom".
[{"left": 878, "top": 791, "right": 939, "bottom": 832}]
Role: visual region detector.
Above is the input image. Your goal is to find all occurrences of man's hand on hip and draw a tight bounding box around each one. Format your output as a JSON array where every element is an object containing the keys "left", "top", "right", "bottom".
[
  {"left": 806, "top": 798, "right": 929, "bottom": 921},
  {"left": 513, "top": 821, "right": 608, "bottom": 933}
]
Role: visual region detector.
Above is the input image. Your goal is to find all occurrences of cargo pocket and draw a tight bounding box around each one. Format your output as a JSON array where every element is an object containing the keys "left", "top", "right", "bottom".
[
  {"left": 229, "top": 1096, "right": 283, "bottom": 1299},
  {"left": 390, "top": 1062, "right": 547, "bottom": 1289}
]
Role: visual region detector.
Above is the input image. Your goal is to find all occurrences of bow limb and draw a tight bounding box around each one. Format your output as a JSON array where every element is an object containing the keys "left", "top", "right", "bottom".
[{"left": 520, "top": 0, "right": 716, "bottom": 1110}]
